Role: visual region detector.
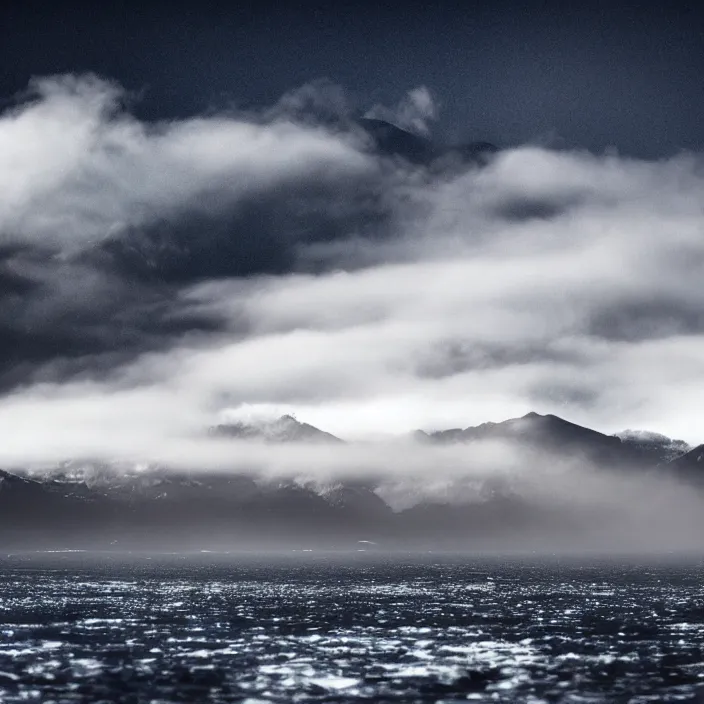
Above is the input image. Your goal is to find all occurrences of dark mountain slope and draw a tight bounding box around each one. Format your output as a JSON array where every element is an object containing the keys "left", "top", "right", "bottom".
[
  {"left": 0, "top": 468, "right": 118, "bottom": 546},
  {"left": 668, "top": 444, "right": 704, "bottom": 482}
]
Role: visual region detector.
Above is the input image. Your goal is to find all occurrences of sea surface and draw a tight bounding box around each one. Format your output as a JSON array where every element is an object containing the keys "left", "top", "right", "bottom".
[{"left": 0, "top": 552, "right": 703, "bottom": 703}]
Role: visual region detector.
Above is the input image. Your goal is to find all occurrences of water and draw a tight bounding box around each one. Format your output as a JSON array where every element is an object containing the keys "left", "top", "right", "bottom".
[{"left": 0, "top": 553, "right": 703, "bottom": 702}]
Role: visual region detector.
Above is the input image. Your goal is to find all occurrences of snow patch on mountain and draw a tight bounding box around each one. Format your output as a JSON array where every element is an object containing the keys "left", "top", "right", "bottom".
[{"left": 614, "top": 429, "right": 690, "bottom": 462}]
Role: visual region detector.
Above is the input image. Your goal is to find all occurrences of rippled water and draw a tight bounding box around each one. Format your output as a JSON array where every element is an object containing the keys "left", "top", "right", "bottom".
[{"left": 0, "top": 553, "right": 703, "bottom": 702}]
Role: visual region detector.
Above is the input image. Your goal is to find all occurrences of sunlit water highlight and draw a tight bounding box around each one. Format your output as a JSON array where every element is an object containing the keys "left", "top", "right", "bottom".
[{"left": 0, "top": 553, "right": 703, "bottom": 702}]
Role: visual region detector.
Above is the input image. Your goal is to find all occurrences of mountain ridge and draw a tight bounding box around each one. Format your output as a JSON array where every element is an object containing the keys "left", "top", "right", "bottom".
[
  {"left": 2, "top": 411, "right": 701, "bottom": 551},
  {"left": 416, "top": 411, "right": 692, "bottom": 465}
]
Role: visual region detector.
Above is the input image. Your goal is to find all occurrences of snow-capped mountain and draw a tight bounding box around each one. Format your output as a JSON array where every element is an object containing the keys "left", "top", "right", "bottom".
[{"left": 614, "top": 429, "right": 690, "bottom": 463}]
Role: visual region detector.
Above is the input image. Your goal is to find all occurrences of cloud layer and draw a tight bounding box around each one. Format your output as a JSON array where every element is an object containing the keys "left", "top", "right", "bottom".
[{"left": 1, "top": 72, "right": 704, "bottom": 471}]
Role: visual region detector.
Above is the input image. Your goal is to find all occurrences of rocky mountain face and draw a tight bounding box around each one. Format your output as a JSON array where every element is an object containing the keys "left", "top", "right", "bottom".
[{"left": 1, "top": 413, "right": 701, "bottom": 551}]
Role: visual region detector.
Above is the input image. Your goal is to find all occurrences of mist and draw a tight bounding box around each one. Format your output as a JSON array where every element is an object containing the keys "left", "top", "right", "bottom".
[
  {"left": 5, "top": 425, "right": 702, "bottom": 553},
  {"left": 1, "top": 74, "right": 704, "bottom": 551}
]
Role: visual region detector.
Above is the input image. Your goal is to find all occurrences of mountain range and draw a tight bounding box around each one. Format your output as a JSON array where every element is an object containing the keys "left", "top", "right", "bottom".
[{"left": 1, "top": 412, "right": 702, "bottom": 551}]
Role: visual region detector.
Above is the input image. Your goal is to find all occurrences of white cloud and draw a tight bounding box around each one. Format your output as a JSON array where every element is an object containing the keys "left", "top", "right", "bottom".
[
  {"left": 0, "top": 73, "right": 704, "bottom": 469},
  {"left": 364, "top": 85, "right": 438, "bottom": 136},
  {"left": 0, "top": 74, "right": 372, "bottom": 249}
]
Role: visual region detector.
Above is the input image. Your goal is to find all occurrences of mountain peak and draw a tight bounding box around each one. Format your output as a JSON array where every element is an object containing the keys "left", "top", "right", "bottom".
[
  {"left": 357, "top": 117, "right": 498, "bottom": 168},
  {"left": 420, "top": 411, "right": 642, "bottom": 466},
  {"left": 516, "top": 411, "right": 556, "bottom": 423},
  {"left": 209, "top": 415, "right": 342, "bottom": 444},
  {"left": 499, "top": 412, "right": 576, "bottom": 433}
]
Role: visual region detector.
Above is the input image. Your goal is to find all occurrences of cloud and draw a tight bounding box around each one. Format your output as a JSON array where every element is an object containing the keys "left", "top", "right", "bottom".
[
  {"left": 1, "top": 71, "right": 704, "bottom": 468},
  {"left": 0, "top": 74, "right": 403, "bottom": 385},
  {"left": 0, "top": 74, "right": 380, "bottom": 250}
]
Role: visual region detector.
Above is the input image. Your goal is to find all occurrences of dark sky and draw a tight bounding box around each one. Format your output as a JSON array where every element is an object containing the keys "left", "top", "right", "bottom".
[{"left": 2, "top": 0, "right": 703, "bottom": 156}]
